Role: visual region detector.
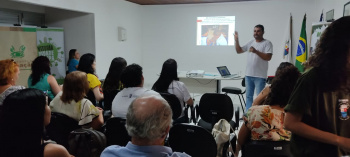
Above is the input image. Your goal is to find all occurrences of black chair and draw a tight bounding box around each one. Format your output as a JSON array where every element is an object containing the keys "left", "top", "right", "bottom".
[
  {"left": 104, "top": 117, "right": 131, "bottom": 146},
  {"left": 242, "top": 140, "right": 291, "bottom": 157},
  {"left": 197, "top": 93, "right": 235, "bottom": 132},
  {"left": 102, "top": 89, "right": 120, "bottom": 120},
  {"left": 222, "top": 77, "right": 246, "bottom": 113},
  {"left": 169, "top": 124, "right": 217, "bottom": 157},
  {"left": 86, "top": 90, "right": 97, "bottom": 106},
  {"left": 103, "top": 89, "right": 120, "bottom": 110},
  {"left": 46, "top": 112, "right": 80, "bottom": 149},
  {"left": 159, "top": 92, "right": 183, "bottom": 120}
]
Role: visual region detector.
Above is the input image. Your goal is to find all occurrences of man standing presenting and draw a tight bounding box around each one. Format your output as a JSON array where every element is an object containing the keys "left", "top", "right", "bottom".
[{"left": 235, "top": 24, "right": 273, "bottom": 110}]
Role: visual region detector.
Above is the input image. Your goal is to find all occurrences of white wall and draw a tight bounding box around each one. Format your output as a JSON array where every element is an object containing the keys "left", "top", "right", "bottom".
[
  {"left": 45, "top": 8, "right": 95, "bottom": 66},
  {"left": 13, "top": 0, "right": 143, "bottom": 79},
  {"left": 140, "top": 0, "right": 321, "bottom": 90},
  {"left": 5, "top": 0, "right": 349, "bottom": 91}
]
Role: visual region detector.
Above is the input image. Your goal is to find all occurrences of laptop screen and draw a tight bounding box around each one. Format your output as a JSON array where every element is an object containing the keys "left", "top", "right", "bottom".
[{"left": 217, "top": 66, "right": 231, "bottom": 76}]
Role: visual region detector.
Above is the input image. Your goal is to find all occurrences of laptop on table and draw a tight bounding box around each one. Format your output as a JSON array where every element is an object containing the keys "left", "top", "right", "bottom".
[{"left": 216, "top": 66, "right": 238, "bottom": 78}]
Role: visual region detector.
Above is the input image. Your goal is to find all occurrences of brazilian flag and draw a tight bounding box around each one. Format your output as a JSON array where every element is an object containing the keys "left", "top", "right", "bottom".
[{"left": 295, "top": 14, "right": 308, "bottom": 72}]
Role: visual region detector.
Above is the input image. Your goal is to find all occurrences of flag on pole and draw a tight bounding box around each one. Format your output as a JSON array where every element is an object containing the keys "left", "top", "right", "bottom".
[
  {"left": 295, "top": 14, "right": 308, "bottom": 72},
  {"left": 283, "top": 14, "right": 292, "bottom": 63}
]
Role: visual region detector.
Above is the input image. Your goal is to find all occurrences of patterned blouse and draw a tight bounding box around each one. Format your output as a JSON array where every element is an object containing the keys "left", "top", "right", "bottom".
[{"left": 244, "top": 105, "right": 291, "bottom": 141}]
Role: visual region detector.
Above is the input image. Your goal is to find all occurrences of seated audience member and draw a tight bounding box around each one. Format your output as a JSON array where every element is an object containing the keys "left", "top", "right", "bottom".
[
  {"left": 111, "top": 64, "right": 159, "bottom": 119},
  {"left": 284, "top": 16, "right": 350, "bottom": 157},
  {"left": 0, "top": 88, "right": 72, "bottom": 157},
  {"left": 50, "top": 71, "right": 104, "bottom": 130},
  {"left": 101, "top": 95, "right": 190, "bottom": 157},
  {"left": 67, "top": 49, "right": 80, "bottom": 73},
  {"left": 252, "top": 62, "right": 294, "bottom": 106},
  {"left": 152, "top": 59, "right": 193, "bottom": 116},
  {"left": 235, "top": 63, "right": 300, "bottom": 156},
  {"left": 103, "top": 57, "right": 127, "bottom": 110},
  {"left": 78, "top": 53, "right": 104, "bottom": 106},
  {"left": 0, "top": 59, "right": 25, "bottom": 107},
  {"left": 28, "top": 56, "right": 61, "bottom": 101}
]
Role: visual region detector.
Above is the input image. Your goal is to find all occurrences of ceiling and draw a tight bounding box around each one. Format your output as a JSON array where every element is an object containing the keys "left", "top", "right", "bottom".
[{"left": 125, "top": 0, "right": 263, "bottom": 5}]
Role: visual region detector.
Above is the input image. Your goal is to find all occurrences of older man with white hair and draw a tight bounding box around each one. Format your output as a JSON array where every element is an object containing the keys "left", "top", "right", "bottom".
[{"left": 101, "top": 95, "right": 190, "bottom": 157}]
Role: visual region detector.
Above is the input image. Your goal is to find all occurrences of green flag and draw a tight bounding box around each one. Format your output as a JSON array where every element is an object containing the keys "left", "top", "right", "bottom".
[{"left": 295, "top": 14, "right": 308, "bottom": 72}]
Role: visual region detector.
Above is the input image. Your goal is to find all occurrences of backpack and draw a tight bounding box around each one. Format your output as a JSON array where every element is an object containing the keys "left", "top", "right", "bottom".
[
  {"left": 68, "top": 128, "right": 107, "bottom": 157},
  {"left": 212, "top": 119, "right": 235, "bottom": 157}
]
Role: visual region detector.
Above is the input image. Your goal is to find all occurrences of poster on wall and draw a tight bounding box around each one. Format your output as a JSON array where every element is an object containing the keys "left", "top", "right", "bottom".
[
  {"left": 36, "top": 28, "right": 65, "bottom": 84},
  {"left": 309, "top": 22, "right": 331, "bottom": 56},
  {"left": 0, "top": 26, "right": 38, "bottom": 86}
]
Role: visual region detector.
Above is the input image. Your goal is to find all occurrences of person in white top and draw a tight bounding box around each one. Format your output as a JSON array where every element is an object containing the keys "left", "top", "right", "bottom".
[
  {"left": 50, "top": 71, "right": 103, "bottom": 130},
  {"left": 152, "top": 59, "right": 193, "bottom": 116},
  {"left": 112, "top": 64, "right": 159, "bottom": 119},
  {"left": 234, "top": 24, "right": 273, "bottom": 111}
]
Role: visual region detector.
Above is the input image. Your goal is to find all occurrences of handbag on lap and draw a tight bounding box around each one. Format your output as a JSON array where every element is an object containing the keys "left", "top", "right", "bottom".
[{"left": 212, "top": 119, "right": 235, "bottom": 157}]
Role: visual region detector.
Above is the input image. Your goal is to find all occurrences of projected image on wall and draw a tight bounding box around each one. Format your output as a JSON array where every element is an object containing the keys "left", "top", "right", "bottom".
[{"left": 197, "top": 16, "right": 235, "bottom": 46}]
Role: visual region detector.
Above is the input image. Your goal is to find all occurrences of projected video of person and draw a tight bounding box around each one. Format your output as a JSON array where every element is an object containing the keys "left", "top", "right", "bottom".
[
  {"left": 201, "top": 25, "right": 228, "bottom": 46},
  {"left": 196, "top": 16, "right": 235, "bottom": 46}
]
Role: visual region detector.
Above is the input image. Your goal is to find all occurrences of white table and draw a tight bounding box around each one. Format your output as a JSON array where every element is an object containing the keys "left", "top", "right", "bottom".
[{"left": 177, "top": 71, "right": 242, "bottom": 94}]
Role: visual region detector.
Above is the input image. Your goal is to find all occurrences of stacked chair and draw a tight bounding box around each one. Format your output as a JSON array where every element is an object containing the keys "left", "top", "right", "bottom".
[{"left": 222, "top": 77, "right": 246, "bottom": 113}]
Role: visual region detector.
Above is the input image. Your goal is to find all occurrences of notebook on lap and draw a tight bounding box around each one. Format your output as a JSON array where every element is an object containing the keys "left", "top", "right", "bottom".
[{"left": 216, "top": 66, "right": 238, "bottom": 78}]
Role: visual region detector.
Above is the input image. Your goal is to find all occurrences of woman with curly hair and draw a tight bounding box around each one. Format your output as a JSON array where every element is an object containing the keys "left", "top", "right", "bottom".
[
  {"left": 78, "top": 53, "right": 103, "bottom": 106},
  {"left": 252, "top": 62, "right": 294, "bottom": 106},
  {"left": 284, "top": 16, "right": 350, "bottom": 156},
  {"left": 235, "top": 62, "right": 300, "bottom": 155},
  {"left": 28, "top": 56, "right": 61, "bottom": 100}
]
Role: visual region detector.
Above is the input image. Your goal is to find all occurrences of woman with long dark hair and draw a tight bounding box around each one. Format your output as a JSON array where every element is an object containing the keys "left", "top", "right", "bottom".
[
  {"left": 28, "top": 56, "right": 61, "bottom": 100},
  {"left": 0, "top": 88, "right": 71, "bottom": 157},
  {"left": 67, "top": 49, "right": 80, "bottom": 73},
  {"left": 103, "top": 57, "right": 127, "bottom": 110},
  {"left": 77, "top": 53, "right": 103, "bottom": 106},
  {"left": 152, "top": 59, "right": 193, "bottom": 115},
  {"left": 236, "top": 63, "right": 300, "bottom": 156}
]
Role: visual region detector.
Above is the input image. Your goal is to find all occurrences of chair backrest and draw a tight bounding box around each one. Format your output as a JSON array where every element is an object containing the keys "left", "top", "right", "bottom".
[
  {"left": 104, "top": 117, "right": 131, "bottom": 146},
  {"left": 198, "top": 93, "right": 234, "bottom": 128},
  {"left": 46, "top": 112, "right": 80, "bottom": 149},
  {"left": 243, "top": 140, "right": 291, "bottom": 157},
  {"left": 159, "top": 92, "right": 182, "bottom": 120},
  {"left": 234, "top": 107, "right": 240, "bottom": 130},
  {"left": 169, "top": 124, "right": 217, "bottom": 157},
  {"left": 103, "top": 89, "right": 120, "bottom": 110},
  {"left": 86, "top": 90, "right": 97, "bottom": 106},
  {"left": 241, "top": 77, "right": 246, "bottom": 87}
]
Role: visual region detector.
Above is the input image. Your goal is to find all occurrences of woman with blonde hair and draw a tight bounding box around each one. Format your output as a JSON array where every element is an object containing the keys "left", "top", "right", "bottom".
[
  {"left": 50, "top": 71, "right": 103, "bottom": 129},
  {"left": 0, "top": 59, "right": 25, "bottom": 106}
]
